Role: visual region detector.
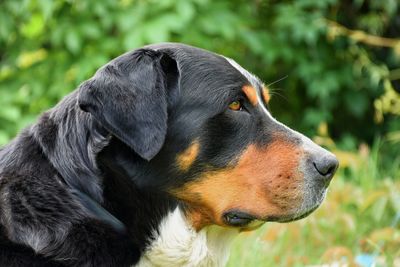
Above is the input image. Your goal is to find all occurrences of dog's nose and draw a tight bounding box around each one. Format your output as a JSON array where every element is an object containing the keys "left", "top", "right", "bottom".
[{"left": 312, "top": 154, "right": 339, "bottom": 182}]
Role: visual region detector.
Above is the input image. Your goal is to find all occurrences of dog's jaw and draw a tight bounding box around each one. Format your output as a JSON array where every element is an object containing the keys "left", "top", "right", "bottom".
[{"left": 136, "top": 207, "right": 238, "bottom": 267}]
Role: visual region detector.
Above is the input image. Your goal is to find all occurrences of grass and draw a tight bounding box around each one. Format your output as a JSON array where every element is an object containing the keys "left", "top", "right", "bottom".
[{"left": 227, "top": 139, "right": 400, "bottom": 267}]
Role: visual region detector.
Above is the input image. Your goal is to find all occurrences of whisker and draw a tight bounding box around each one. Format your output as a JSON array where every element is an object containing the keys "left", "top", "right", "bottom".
[
  {"left": 269, "top": 88, "right": 288, "bottom": 102},
  {"left": 266, "top": 75, "right": 288, "bottom": 87}
]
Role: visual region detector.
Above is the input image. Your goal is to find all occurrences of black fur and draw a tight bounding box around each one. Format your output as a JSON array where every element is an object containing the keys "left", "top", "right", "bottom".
[
  {"left": 78, "top": 49, "right": 179, "bottom": 161},
  {"left": 0, "top": 47, "right": 182, "bottom": 266},
  {"left": 0, "top": 43, "right": 281, "bottom": 266}
]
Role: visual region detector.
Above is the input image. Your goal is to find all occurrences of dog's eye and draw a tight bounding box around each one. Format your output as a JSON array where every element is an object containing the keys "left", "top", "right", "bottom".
[{"left": 228, "top": 100, "right": 243, "bottom": 111}]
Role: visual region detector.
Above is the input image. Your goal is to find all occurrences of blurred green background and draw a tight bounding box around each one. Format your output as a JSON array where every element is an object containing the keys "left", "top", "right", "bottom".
[{"left": 0, "top": 0, "right": 399, "bottom": 266}]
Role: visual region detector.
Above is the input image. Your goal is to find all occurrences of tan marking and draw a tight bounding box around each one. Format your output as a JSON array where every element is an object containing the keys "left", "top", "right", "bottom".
[
  {"left": 171, "top": 140, "right": 303, "bottom": 230},
  {"left": 176, "top": 141, "right": 200, "bottom": 172},
  {"left": 262, "top": 86, "right": 271, "bottom": 103},
  {"left": 242, "top": 85, "right": 258, "bottom": 106}
]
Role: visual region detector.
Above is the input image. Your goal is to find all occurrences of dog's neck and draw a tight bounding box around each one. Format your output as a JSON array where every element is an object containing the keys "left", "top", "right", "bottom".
[
  {"left": 32, "top": 91, "right": 109, "bottom": 203},
  {"left": 98, "top": 139, "right": 239, "bottom": 266},
  {"left": 31, "top": 92, "right": 130, "bottom": 231},
  {"left": 136, "top": 207, "right": 238, "bottom": 267},
  {"left": 96, "top": 137, "right": 176, "bottom": 248}
]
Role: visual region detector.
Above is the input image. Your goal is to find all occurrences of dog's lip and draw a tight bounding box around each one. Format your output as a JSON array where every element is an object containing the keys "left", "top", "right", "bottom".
[
  {"left": 263, "top": 205, "right": 320, "bottom": 223},
  {"left": 223, "top": 203, "right": 321, "bottom": 228},
  {"left": 223, "top": 210, "right": 259, "bottom": 227}
]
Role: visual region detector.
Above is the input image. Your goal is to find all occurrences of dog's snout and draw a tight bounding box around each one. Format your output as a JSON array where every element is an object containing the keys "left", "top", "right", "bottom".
[
  {"left": 312, "top": 153, "right": 338, "bottom": 181},
  {"left": 299, "top": 135, "right": 339, "bottom": 184}
]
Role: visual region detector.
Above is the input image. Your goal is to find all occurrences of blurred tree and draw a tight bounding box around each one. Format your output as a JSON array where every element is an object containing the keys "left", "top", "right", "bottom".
[{"left": 0, "top": 0, "right": 399, "bottom": 151}]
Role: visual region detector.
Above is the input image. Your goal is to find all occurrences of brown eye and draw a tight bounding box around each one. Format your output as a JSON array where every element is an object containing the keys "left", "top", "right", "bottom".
[{"left": 229, "top": 100, "right": 242, "bottom": 111}]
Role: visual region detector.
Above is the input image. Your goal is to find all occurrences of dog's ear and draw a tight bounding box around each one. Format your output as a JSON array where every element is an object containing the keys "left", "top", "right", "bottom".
[{"left": 78, "top": 49, "right": 180, "bottom": 160}]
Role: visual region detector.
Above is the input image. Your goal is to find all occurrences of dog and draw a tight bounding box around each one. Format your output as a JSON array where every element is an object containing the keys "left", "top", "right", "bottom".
[{"left": 0, "top": 43, "right": 338, "bottom": 267}]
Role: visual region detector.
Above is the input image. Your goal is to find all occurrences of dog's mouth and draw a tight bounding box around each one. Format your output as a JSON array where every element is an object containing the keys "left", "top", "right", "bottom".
[
  {"left": 223, "top": 203, "right": 321, "bottom": 229},
  {"left": 265, "top": 205, "right": 320, "bottom": 223},
  {"left": 269, "top": 186, "right": 328, "bottom": 223},
  {"left": 223, "top": 210, "right": 265, "bottom": 230}
]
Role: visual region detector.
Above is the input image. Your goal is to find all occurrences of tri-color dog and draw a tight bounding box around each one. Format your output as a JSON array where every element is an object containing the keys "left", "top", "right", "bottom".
[{"left": 0, "top": 43, "right": 338, "bottom": 266}]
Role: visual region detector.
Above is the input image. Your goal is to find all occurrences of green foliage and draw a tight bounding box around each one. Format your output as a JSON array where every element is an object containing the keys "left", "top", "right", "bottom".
[{"left": 0, "top": 0, "right": 399, "bottom": 149}]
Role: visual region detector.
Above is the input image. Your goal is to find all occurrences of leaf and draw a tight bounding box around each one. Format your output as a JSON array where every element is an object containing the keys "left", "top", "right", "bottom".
[
  {"left": 175, "top": 0, "right": 195, "bottom": 23},
  {"left": 21, "top": 13, "right": 45, "bottom": 38},
  {"left": 0, "top": 105, "right": 21, "bottom": 121},
  {"left": 65, "top": 30, "right": 81, "bottom": 54},
  {"left": 17, "top": 49, "right": 48, "bottom": 69},
  {"left": 37, "top": 0, "right": 55, "bottom": 20},
  {"left": 371, "top": 197, "right": 388, "bottom": 222},
  {"left": 360, "top": 190, "right": 388, "bottom": 212}
]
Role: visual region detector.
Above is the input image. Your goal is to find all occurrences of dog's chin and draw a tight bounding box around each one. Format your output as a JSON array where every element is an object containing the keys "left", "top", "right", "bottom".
[
  {"left": 266, "top": 188, "right": 328, "bottom": 223},
  {"left": 224, "top": 189, "right": 328, "bottom": 230},
  {"left": 237, "top": 204, "right": 321, "bottom": 231},
  {"left": 272, "top": 205, "right": 320, "bottom": 223}
]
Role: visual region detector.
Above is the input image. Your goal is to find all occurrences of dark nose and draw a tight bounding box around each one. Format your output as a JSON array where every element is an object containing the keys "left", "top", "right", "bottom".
[{"left": 313, "top": 154, "right": 339, "bottom": 181}]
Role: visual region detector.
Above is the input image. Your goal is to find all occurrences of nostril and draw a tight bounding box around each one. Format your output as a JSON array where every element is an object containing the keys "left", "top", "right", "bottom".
[{"left": 313, "top": 156, "right": 339, "bottom": 179}]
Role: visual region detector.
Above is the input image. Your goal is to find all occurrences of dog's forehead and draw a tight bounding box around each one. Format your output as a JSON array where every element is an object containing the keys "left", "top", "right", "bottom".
[
  {"left": 222, "top": 57, "right": 264, "bottom": 91},
  {"left": 148, "top": 43, "right": 264, "bottom": 91}
]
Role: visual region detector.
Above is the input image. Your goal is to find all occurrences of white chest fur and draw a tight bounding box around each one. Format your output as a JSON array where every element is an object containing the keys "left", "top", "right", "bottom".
[{"left": 135, "top": 208, "right": 238, "bottom": 267}]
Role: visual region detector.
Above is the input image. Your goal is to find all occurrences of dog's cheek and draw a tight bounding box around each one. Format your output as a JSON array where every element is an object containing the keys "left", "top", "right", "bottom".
[{"left": 170, "top": 141, "right": 304, "bottom": 230}]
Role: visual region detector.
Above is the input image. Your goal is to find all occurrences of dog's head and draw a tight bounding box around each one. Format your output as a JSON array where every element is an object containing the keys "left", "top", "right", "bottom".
[{"left": 78, "top": 43, "right": 338, "bottom": 231}]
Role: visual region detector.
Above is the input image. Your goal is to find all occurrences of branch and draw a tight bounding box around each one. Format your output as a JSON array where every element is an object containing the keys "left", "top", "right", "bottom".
[{"left": 325, "top": 19, "right": 400, "bottom": 49}]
